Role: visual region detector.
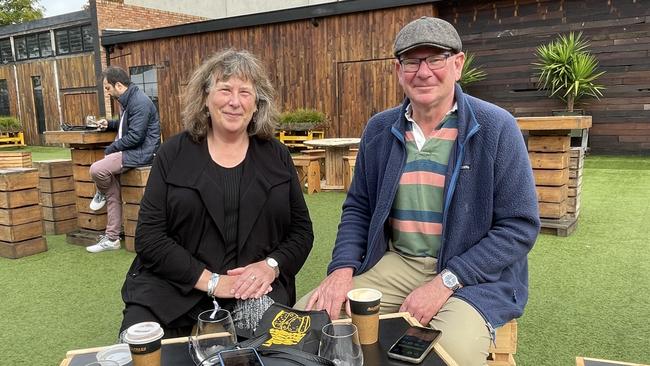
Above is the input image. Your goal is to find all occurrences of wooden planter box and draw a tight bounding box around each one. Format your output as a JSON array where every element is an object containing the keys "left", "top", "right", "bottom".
[{"left": 517, "top": 116, "right": 591, "bottom": 236}]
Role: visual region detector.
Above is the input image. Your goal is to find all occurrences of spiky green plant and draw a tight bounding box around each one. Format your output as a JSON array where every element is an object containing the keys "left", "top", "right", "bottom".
[
  {"left": 533, "top": 32, "right": 605, "bottom": 112},
  {"left": 459, "top": 52, "right": 487, "bottom": 87}
]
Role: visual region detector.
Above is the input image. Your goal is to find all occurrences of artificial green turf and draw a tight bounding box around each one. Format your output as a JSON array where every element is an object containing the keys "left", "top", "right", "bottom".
[{"left": 0, "top": 155, "right": 649, "bottom": 365}]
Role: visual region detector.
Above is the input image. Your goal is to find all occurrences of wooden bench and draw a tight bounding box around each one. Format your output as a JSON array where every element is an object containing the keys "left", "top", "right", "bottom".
[
  {"left": 300, "top": 149, "right": 326, "bottom": 179},
  {"left": 487, "top": 320, "right": 517, "bottom": 366},
  {"left": 342, "top": 155, "right": 356, "bottom": 192},
  {"left": 292, "top": 155, "right": 321, "bottom": 194}
]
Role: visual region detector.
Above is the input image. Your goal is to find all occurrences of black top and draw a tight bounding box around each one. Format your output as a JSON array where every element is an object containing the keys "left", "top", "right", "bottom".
[
  {"left": 122, "top": 132, "right": 314, "bottom": 325},
  {"left": 209, "top": 160, "right": 243, "bottom": 269}
]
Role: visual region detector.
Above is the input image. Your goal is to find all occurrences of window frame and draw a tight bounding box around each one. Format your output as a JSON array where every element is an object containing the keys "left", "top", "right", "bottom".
[
  {"left": 0, "top": 79, "right": 10, "bottom": 116},
  {"left": 55, "top": 24, "right": 94, "bottom": 56},
  {"left": 14, "top": 31, "right": 53, "bottom": 60},
  {"left": 0, "top": 39, "right": 13, "bottom": 64}
]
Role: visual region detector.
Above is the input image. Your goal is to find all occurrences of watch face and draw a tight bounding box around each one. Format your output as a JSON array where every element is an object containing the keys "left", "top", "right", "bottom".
[
  {"left": 443, "top": 273, "right": 457, "bottom": 288},
  {"left": 267, "top": 258, "right": 278, "bottom": 267}
]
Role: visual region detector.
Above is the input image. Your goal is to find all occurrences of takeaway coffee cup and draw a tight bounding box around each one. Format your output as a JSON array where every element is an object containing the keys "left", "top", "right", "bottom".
[
  {"left": 122, "top": 322, "right": 164, "bottom": 366},
  {"left": 347, "top": 288, "right": 382, "bottom": 344}
]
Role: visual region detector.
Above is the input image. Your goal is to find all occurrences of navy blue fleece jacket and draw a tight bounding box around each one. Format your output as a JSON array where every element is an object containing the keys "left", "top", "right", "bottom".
[{"left": 328, "top": 84, "right": 540, "bottom": 328}]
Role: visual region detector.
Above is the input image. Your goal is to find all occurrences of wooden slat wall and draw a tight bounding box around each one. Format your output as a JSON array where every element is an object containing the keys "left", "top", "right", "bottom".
[
  {"left": 56, "top": 54, "right": 97, "bottom": 89},
  {"left": 0, "top": 65, "right": 18, "bottom": 118},
  {"left": 14, "top": 60, "right": 59, "bottom": 144},
  {"left": 439, "top": 0, "right": 650, "bottom": 154},
  {"left": 108, "top": 5, "right": 436, "bottom": 140},
  {"left": 107, "top": 1, "right": 649, "bottom": 153}
]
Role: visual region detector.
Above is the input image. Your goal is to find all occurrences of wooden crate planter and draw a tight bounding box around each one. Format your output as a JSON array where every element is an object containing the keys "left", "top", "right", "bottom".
[{"left": 517, "top": 116, "right": 591, "bottom": 236}]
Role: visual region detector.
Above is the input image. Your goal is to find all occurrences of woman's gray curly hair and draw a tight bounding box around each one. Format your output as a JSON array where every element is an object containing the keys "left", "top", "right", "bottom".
[{"left": 182, "top": 49, "right": 278, "bottom": 141}]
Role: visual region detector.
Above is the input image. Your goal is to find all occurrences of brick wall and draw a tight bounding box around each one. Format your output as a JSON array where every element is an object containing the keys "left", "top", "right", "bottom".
[{"left": 96, "top": 0, "right": 207, "bottom": 116}]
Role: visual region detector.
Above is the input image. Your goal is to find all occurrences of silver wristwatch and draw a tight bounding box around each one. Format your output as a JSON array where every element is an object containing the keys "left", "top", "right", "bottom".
[
  {"left": 440, "top": 269, "right": 462, "bottom": 291},
  {"left": 266, "top": 257, "right": 280, "bottom": 278}
]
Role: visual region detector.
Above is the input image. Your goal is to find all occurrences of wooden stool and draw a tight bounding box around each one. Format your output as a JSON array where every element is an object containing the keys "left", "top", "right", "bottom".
[
  {"left": 348, "top": 147, "right": 359, "bottom": 159},
  {"left": 487, "top": 320, "right": 517, "bottom": 366},
  {"left": 120, "top": 166, "right": 152, "bottom": 252},
  {"left": 342, "top": 155, "right": 356, "bottom": 192},
  {"left": 292, "top": 155, "right": 321, "bottom": 194},
  {"left": 300, "top": 149, "right": 326, "bottom": 179}
]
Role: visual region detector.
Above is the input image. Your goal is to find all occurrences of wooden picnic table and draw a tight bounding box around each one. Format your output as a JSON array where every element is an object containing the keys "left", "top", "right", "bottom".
[{"left": 303, "top": 137, "right": 360, "bottom": 190}]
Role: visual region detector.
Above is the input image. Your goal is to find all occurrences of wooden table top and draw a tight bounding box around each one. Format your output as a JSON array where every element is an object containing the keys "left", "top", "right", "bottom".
[
  {"left": 60, "top": 312, "right": 458, "bottom": 366},
  {"left": 44, "top": 130, "right": 117, "bottom": 145},
  {"left": 304, "top": 137, "right": 361, "bottom": 147}
]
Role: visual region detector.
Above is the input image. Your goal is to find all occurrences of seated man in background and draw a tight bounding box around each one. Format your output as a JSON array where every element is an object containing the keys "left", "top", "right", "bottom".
[{"left": 86, "top": 66, "right": 160, "bottom": 253}]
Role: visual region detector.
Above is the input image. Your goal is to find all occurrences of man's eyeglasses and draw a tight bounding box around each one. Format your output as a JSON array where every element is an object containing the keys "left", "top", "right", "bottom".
[{"left": 399, "top": 53, "right": 453, "bottom": 73}]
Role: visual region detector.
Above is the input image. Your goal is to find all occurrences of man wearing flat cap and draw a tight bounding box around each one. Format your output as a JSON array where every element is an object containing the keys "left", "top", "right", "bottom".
[{"left": 301, "top": 17, "right": 539, "bottom": 364}]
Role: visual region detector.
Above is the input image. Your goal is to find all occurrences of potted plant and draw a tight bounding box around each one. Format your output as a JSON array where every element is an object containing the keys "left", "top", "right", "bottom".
[
  {"left": 459, "top": 51, "right": 487, "bottom": 88},
  {"left": 533, "top": 32, "right": 605, "bottom": 114},
  {"left": 276, "top": 108, "right": 328, "bottom": 148},
  {"left": 278, "top": 108, "right": 328, "bottom": 131},
  {"left": 0, "top": 116, "right": 25, "bottom": 146},
  {"left": 0, "top": 116, "right": 22, "bottom": 133}
]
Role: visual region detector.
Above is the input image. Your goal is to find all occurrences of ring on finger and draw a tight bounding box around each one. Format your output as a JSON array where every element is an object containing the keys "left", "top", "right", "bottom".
[{"left": 250, "top": 274, "right": 256, "bottom": 280}]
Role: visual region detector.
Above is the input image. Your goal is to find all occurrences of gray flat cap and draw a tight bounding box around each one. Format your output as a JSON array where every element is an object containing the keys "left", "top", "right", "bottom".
[{"left": 393, "top": 16, "right": 462, "bottom": 56}]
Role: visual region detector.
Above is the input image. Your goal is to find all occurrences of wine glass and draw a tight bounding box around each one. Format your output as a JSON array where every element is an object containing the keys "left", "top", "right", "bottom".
[
  {"left": 319, "top": 323, "right": 363, "bottom": 366},
  {"left": 85, "top": 115, "right": 97, "bottom": 127},
  {"left": 189, "top": 309, "right": 237, "bottom": 365}
]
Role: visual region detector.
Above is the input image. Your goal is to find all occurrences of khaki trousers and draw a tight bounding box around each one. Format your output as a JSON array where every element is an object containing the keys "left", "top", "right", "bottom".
[
  {"left": 89, "top": 152, "right": 125, "bottom": 240},
  {"left": 295, "top": 251, "right": 491, "bottom": 366}
]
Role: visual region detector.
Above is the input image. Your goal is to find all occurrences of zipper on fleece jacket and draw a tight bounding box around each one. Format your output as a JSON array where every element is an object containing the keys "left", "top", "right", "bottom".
[{"left": 364, "top": 125, "right": 407, "bottom": 265}]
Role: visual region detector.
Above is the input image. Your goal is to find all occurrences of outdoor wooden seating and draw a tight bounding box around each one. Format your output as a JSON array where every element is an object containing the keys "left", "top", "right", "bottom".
[
  {"left": 0, "top": 151, "right": 32, "bottom": 168},
  {"left": 0, "top": 168, "right": 47, "bottom": 258},
  {"left": 34, "top": 159, "right": 77, "bottom": 235},
  {"left": 120, "top": 166, "right": 151, "bottom": 252},
  {"left": 342, "top": 155, "right": 356, "bottom": 192},
  {"left": 300, "top": 148, "right": 326, "bottom": 179},
  {"left": 487, "top": 320, "right": 517, "bottom": 366},
  {"left": 292, "top": 155, "right": 321, "bottom": 194}
]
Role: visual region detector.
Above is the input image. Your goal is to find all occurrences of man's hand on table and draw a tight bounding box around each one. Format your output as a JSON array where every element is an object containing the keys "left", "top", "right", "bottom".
[
  {"left": 96, "top": 119, "right": 109, "bottom": 130},
  {"left": 400, "top": 274, "right": 453, "bottom": 326},
  {"left": 305, "top": 267, "right": 354, "bottom": 319}
]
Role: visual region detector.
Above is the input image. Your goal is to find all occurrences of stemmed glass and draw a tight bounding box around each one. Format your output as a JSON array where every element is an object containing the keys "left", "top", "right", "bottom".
[
  {"left": 85, "top": 115, "right": 98, "bottom": 127},
  {"left": 189, "top": 309, "right": 237, "bottom": 365},
  {"left": 319, "top": 323, "right": 364, "bottom": 366}
]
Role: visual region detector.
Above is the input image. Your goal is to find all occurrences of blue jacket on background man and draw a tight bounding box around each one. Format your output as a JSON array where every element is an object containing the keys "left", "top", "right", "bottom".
[
  {"left": 105, "top": 84, "right": 160, "bottom": 167},
  {"left": 328, "top": 84, "right": 540, "bottom": 329}
]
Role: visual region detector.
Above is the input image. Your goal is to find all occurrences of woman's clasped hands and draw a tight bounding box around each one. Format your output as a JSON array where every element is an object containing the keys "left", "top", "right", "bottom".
[{"left": 225, "top": 260, "right": 275, "bottom": 300}]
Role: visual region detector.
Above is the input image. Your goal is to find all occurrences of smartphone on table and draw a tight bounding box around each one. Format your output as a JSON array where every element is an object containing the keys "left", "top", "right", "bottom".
[
  {"left": 219, "top": 347, "right": 265, "bottom": 366},
  {"left": 387, "top": 326, "right": 442, "bottom": 364}
]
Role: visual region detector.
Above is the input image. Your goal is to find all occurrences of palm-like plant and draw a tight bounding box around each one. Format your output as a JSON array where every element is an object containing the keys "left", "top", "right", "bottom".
[
  {"left": 459, "top": 52, "right": 487, "bottom": 87},
  {"left": 533, "top": 32, "right": 605, "bottom": 112}
]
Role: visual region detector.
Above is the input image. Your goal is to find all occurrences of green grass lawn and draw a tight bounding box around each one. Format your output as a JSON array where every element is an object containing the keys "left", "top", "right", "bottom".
[{"left": 0, "top": 153, "right": 649, "bottom": 365}]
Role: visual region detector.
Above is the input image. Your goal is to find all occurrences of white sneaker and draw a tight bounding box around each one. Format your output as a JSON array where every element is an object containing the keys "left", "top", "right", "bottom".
[
  {"left": 89, "top": 191, "right": 106, "bottom": 211},
  {"left": 86, "top": 235, "right": 121, "bottom": 253}
]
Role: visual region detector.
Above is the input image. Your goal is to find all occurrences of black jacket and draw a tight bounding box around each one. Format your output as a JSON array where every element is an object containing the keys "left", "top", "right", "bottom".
[
  {"left": 105, "top": 84, "right": 161, "bottom": 167},
  {"left": 121, "top": 131, "right": 314, "bottom": 325}
]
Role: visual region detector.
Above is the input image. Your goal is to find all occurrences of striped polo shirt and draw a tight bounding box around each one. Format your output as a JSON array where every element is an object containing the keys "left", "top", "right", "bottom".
[{"left": 389, "top": 103, "right": 458, "bottom": 257}]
